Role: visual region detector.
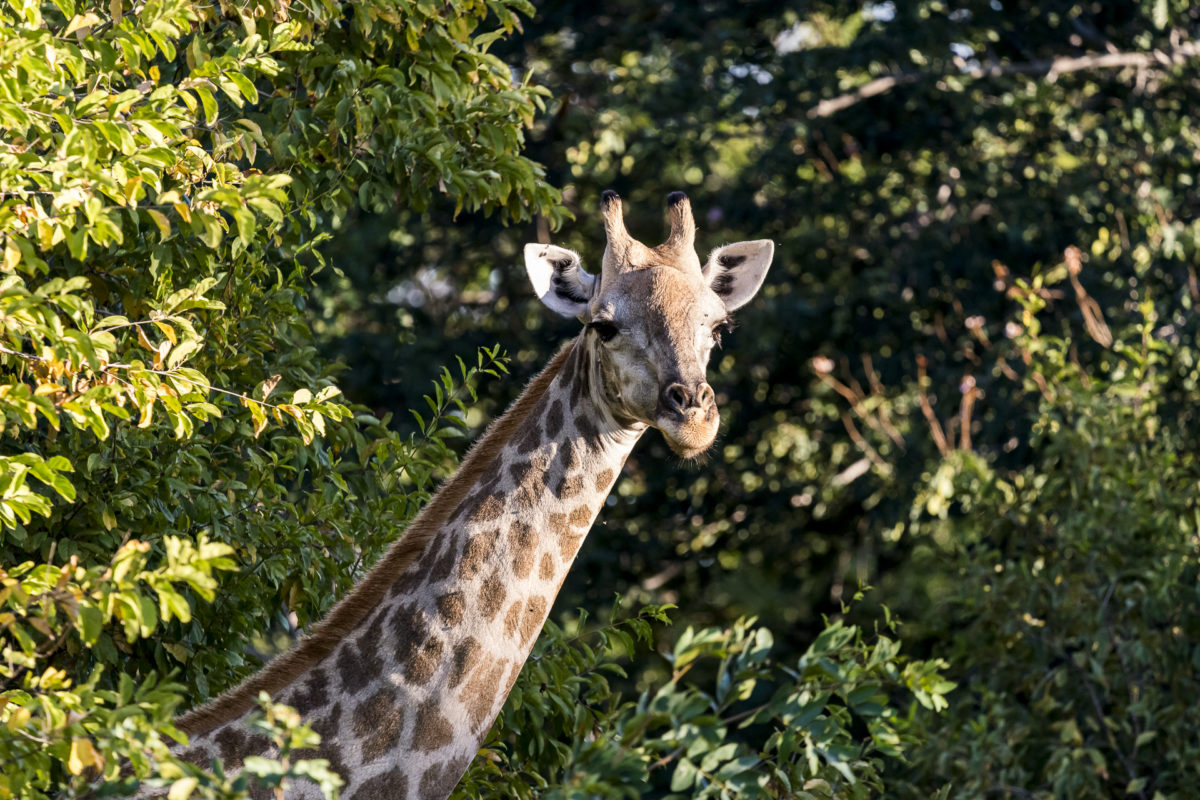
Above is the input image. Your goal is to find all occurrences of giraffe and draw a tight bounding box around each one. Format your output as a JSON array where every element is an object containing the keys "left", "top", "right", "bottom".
[{"left": 166, "top": 190, "right": 774, "bottom": 800}]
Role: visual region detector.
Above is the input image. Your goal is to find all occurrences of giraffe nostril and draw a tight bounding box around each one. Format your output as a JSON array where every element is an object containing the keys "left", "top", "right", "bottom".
[
  {"left": 664, "top": 383, "right": 692, "bottom": 413},
  {"left": 696, "top": 383, "right": 715, "bottom": 409}
]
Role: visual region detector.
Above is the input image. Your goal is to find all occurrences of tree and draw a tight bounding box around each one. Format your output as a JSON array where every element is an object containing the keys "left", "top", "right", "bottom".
[
  {"left": 0, "top": 1, "right": 952, "bottom": 799},
  {"left": 895, "top": 288, "right": 1200, "bottom": 799},
  {"left": 309, "top": 0, "right": 1200, "bottom": 647},
  {"left": 308, "top": 1, "right": 1200, "bottom": 796},
  {"left": 0, "top": 0, "right": 557, "bottom": 795}
]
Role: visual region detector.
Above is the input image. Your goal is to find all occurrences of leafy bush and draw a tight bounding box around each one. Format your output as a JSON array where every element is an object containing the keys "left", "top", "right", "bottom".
[
  {"left": 896, "top": 288, "right": 1200, "bottom": 798},
  {"left": 459, "top": 600, "right": 952, "bottom": 800},
  {"left": 0, "top": 0, "right": 554, "bottom": 796},
  {"left": 0, "top": 1, "right": 959, "bottom": 798}
]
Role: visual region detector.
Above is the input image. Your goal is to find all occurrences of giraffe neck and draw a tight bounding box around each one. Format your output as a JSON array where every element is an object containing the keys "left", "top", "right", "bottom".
[{"left": 174, "top": 336, "right": 644, "bottom": 800}]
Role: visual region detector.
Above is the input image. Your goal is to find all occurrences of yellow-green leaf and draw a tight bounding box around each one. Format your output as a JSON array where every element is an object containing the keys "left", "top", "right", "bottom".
[
  {"left": 67, "top": 737, "right": 103, "bottom": 775},
  {"left": 64, "top": 12, "right": 102, "bottom": 35}
]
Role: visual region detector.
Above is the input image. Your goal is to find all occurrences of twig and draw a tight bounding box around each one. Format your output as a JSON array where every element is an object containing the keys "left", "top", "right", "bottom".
[
  {"left": 915, "top": 356, "right": 950, "bottom": 458},
  {"left": 838, "top": 412, "right": 889, "bottom": 476},
  {"left": 649, "top": 744, "right": 685, "bottom": 771},
  {"left": 958, "top": 375, "right": 978, "bottom": 451},
  {"left": 861, "top": 355, "right": 904, "bottom": 447},
  {"left": 808, "top": 40, "right": 1200, "bottom": 118}
]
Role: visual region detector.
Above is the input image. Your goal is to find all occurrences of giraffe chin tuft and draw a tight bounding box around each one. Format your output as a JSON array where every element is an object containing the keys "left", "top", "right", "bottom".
[{"left": 658, "top": 409, "right": 719, "bottom": 460}]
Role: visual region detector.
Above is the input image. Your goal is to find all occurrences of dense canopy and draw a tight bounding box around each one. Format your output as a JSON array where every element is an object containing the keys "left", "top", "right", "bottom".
[{"left": 2, "top": 1, "right": 1199, "bottom": 799}]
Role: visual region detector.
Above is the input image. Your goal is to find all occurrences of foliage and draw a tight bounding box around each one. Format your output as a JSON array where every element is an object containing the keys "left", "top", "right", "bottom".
[
  {"left": 233, "top": 696, "right": 343, "bottom": 800},
  {"left": 8, "top": 0, "right": 1200, "bottom": 797},
  {"left": 0, "top": 548, "right": 338, "bottom": 800},
  {"left": 0, "top": 339, "right": 509, "bottom": 799},
  {"left": 308, "top": 1, "right": 1200, "bottom": 797},
  {"left": 894, "top": 289, "right": 1200, "bottom": 798},
  {"left": 0, "top": 0, "right": 550, "bottom": 796},
  {"left": 314, "top": 0, "right": 1200, "bottom": 638},
  {"left": 456, "top": 600, "right": 953, "bottom": 800}
]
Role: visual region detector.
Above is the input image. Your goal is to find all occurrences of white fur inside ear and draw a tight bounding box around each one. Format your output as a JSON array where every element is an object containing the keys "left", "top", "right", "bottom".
[
  {"left": 524, "top": 243, "right": 597, "bottom": 317},
  {"left": 702, "top": 239, "right": 774, "bottom": 311}
]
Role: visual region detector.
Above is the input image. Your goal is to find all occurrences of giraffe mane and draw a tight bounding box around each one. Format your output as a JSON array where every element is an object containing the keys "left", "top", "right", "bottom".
[{"left": 175, "top": 341, "right": 575, "bottom": 735}]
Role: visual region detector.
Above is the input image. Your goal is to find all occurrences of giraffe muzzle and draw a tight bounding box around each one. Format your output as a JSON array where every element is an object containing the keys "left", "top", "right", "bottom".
[
  {"left": 660, "top": 381, "right": 715, "bottom": 418},
  {"left": 656, "top": 381, "right": 719, "bottom": 458}
]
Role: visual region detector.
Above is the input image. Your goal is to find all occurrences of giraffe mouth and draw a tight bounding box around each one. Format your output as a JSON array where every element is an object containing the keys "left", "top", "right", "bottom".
[{"left": 658, "top": 408, "right": 719, "bottom": 459}]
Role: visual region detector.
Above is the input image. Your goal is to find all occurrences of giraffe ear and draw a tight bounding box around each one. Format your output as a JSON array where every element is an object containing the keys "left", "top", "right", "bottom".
[
  {"left": 702, "top": 240, "right": 774, "bottom": 312},
  {"left": 524, "top": 244, "right": 597, "bottom": 317}
]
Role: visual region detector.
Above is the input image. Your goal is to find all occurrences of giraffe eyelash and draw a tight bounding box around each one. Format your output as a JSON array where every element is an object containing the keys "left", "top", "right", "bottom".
[{"left": 712, "top": 318, "right": 736, "bottom": 348}]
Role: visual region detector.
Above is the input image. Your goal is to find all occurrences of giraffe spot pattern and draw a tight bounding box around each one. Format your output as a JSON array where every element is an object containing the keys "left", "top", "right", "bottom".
[
  {"left": 448, "top": 637, "right": 481, "bottom": 689},
  {"left": 575, "top": 412, "right": 598, "bottom": 440},
  {"left": 418, "top": 757, "right": 470, "bottom": 799},
  {"left": 352, "top": 687, "right": 405, "bottom": 763},
  {"left": 349, "top": 607, "right": 388, "bottom": 682},
  {"left": 570, "top": 347, "right": 591, "bottom": 408},
  {"left": 214, "top": 726, "right": 248, "bottom": 770},
  {"left": 530, "top": 449, "right": 555, "bottom": 471},
  {"left": 515, "top": 419, "right": 543, "bottom": 455},
  {"left": 458, "top": 528, "right": 499, "bottom": 580},
  {"left": 391, "top": 601, "right": 429, "bottom": 656},
  {"left": 511, "top": 457, "right": 548, "bottom": 511},
  {"left": 507, "top": 521, "right": 537, "bottom": 579},
  {"left": 406, "top": 636, "right": 444, "bottom": 686},
  {"left": 478, "top": 571, "right": 506, "bottom": 619},
  {"left": 539, "top": 552, "right": 555, "bottom": 580},
  {"left": 391, "top": 601, "right": 443, "bottom": 685},
  {"left": 447, "top": 489, "right": 479, "bottom": 526},
  {"left": 388, "top": 563, "right": 422, "bottom": 598},
  {"left": 544, "top": 398, "right": 564, "bottom": 438},
  {"left": 348, "top": 766, "right": 408, "bottom": 800},
  {"left": 436, "top": 591, "right": 466, "bottom": 627},
  {"left": 412, "top": 700, "right": 454, "bottom": 752},
  {"left": 558, "top": 438, "right": 583, "bottom": 472},
  {"left": 460, "top": 659, "right": 508, "bottom": 731},
  {"left": 452, "top": 472, "right": 502, "bottom": 525},
  {"left": 555, "top": 440, "right": 586, "bottom": 502},
  {"left": 550, "top": 512, "right": 584, "bottom": 561},
  {"left": 556, "top": 473, "right": 584, "bottom": 499},
  {"left": 448, "top": 466, "right": 503, "bottom": 527},
  {"left": 559, "top": 531, "right": 585, "bottom": 562},
  {"left": 419, "top": 536, "right": 459, "bottom": 584},
  {"left": 519, "top": 596, "right": 548, "bottom": 647},
  {"left": 338, "top": 634, "right": 383, "bottom": 695},
  {"left": 508, "top": 459, "right": 532, "bottom": 488},
  {"left": 569, "top": 504, "right": 592, "bottom": 528},
  {"left": 303, "top": 708, "right": 346, "bottom": 783},
  {"left": 178, "top": 747, "right": 206, "bottom": 768},
  {"left": 469, "top": 494, "right": 505, "bottom": 524},
  {"left": 288, "top": 666, "right": 329, "bottom": 715},
  {"left": 595, "top": 468, "right": 614, "bottom": 491},
  {"left": 503, "top": 599, "right": 522, "bottom": 638}
]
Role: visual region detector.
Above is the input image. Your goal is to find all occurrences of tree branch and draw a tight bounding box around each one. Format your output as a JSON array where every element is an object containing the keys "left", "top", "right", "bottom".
[{"left": 808, "top": 40, "right": 1200, "bottom": 118}]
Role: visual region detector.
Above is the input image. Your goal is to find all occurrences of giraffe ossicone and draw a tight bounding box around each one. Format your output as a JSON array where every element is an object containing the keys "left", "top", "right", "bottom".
[{"left": 164, "top": 191, "right": 774, "bottom": 800}]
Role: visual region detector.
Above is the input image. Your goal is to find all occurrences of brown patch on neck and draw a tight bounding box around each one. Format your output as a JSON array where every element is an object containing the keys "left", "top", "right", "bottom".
[{"left": 176, "top": 342, "right": 576, "bottom": 735}]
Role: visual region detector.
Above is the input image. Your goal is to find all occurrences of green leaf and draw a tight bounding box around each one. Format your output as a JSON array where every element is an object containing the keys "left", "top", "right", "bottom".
[
  {"left": 195, "top": 85, "right": 218, "bottom": 126},
  {"left": 77, "top": 603, "right": 103, "bottom": 644},
  {"left": 670, "top": 758, "right": 698, "bottom": 792},
  {"left": 224, "top": 71, "right": 259, "bottom": 105}
]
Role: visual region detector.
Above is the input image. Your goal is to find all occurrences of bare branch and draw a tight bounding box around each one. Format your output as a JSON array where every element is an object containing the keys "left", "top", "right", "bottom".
[{"left": 808, "top": 40, "right": 1200, "bottom": 118}]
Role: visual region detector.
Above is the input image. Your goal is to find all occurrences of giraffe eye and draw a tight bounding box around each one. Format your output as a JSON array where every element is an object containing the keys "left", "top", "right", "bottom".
[
  {"left": 589, "top": 320, "right": 619, "bottom": 342},
  {"left": 712, "top": 318, "right": 735, "bottom": 348}
]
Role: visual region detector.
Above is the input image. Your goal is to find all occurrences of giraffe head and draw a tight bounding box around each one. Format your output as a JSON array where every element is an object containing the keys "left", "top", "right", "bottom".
[{"left": 524, "top": 191, "right": 773, "bottom": 458}]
